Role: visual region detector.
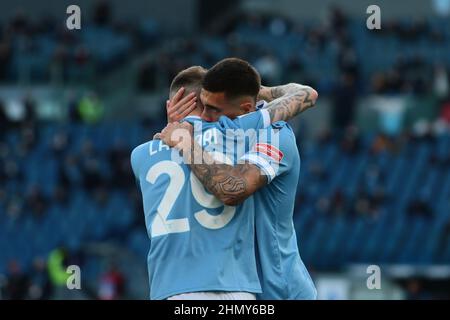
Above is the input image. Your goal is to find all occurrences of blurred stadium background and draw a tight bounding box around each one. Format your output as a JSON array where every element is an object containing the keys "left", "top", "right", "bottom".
[{"left": 0, "top": 0, "right": 449, "bottom": 300}]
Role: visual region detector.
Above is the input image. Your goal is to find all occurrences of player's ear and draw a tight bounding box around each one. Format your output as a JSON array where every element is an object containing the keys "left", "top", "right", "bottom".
[{"left": 239, "top": 101, "right": 253, "bottom": 114}]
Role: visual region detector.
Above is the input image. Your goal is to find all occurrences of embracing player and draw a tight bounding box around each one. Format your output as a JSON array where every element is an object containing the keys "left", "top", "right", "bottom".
[
  {"left": 161, "top": 58, "right": 318, "bottom": 300},
  {"left": 132, "top": 59, "right": 317, "bottom": 299}
]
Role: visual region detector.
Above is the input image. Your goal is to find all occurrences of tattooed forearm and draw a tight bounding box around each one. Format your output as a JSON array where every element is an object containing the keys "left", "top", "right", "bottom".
[
  {"left": 258, "top": 83, "right": 299, "bottom": 102},
  {"left": 182, "top": 140, "right": 267, "bottom": 206},
  {"left": 258, "top": 83, "right": 318, "bottom": 123},
  {"left": 266, "top": 88, "right": 316, "bottom": 123},
  {"left": 190, "top": 162, "right": 249, "bottom": 206}
]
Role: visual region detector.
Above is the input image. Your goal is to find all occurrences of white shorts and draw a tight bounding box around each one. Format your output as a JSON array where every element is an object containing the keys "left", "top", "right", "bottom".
[{"left": 167, "top": 292, "right": 257, "bottom": 300}]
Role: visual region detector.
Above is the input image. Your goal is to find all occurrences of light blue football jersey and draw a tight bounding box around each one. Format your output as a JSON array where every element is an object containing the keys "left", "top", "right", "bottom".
[
  {"left": 241, "top": 121, "right": 317, "bottom": 300},
  {"left": 130, "top": 107, "right": 270, "bottom": 300}
]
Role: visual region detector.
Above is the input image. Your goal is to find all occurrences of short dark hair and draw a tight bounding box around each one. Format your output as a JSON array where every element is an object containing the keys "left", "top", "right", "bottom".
[
  {"left": 202, "top": 58, "right": 261, "bottom": 100},
  {"left": 169, "top": 66, "right": 207, "bottom": 97}
]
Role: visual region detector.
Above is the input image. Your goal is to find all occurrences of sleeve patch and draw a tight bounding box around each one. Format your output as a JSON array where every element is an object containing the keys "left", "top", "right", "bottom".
[{"left": 254, "top": 143, "right": 284, "bottom": 162}]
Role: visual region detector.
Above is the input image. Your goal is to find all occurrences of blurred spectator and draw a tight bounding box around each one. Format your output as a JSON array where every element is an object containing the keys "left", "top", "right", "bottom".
[
  {"left": 371, "top": 185, "right": 386, "bottom": 206},
  {"left": 26, "top": 186, "right": 48, "bottom": 219},
  {"left": 315, "top": 196, "right": 330, "bottom": 216},
  {"left": 109, "top": 140, "right": 133, "bottom": 189},
  {"left": 97, "top": 264, "right": 125, "bottom": 300},
  {"left": 137, "top": 59, "right": 158, "bottom": 92},
  {"left": 284, "top": 54, "right": 304, "bottom": 83},
  {"left": 93, "top": 186, "right": 109, "bottom": 207},
  {"left": 53, "top": 185, "right": 69, "bottom": 206},
  {"left": 309, "top": 161, "right": 328, "bottom": 181},
  {"left": 22, "top": 94, "right": 37, "bottom": 125},
  {"left": 330, "top": 188, "right": 347, "bottom": 216},
  {"left": 351, "top": 189, "right": 370, "bottom": 216},
  {"left": 27, "top": 258, "right": 52, "bottom": 300},
  {"left": 0, "top": 99, "right": 11, "bottom": 135},
  {"left": 68, "top": 94, "right": 81, "bottom": 122},
  {"left": 51, "top": 130, "right": 70, "bottom": 159},
  {"left": 317, "top": 128, "right": 333, "bottom": 146},
  {"left": 340, "top": 126, "right": 361, "bottom": 155},
  {"left": 50, "top": 44, "right": 69, "bottom": 83},
  {"left": 337, "top": 45, "right": 358, "bottom": 77},
  {"left": 407, "top": 198, "right": 433, "bottom": 219},
  {"left": 433, "top": 65, "right": 449, "bottom": 100},
  {"left": 0, "top": 41, "right": 12, "bottom": 81},
  {"left": 10, "top": 10, "right": 29, "bottom": 34},
  {"left": 438, "top": 217, "right": 450, "bottom": 256},
  {"left": 18, "top": 123, "right": 39, "bottom": 155},
  {"left": 439, "top": 99, "right": 450, "bottom": 125},
  {"left": 82, "top": 157, "right": 104, "bottom": 191},
  {"left": 47, "top": 247, "right": 70, "bottom": 298},
  {"left": 2, "top": 157, "right": 23, "bottom": 183},
  {"left": 93, "top": 0, "right": 112, "bottom": 26},
  {"left": 129, "top": 189, "right": 145, "bottom": 228},
  {"left": 364, "top": 164, "right": 383, "bottom": 191},
  {"left": 254, "top": 53, "right": 282, "bottom": 86},
  {"left": 74, "top": 44, "right": 91, "bottom": 67},
  {"left": 405, "top": 279, "right": 433, "bottom": 300},
  {"left": 351, "top": 179, "right": 385, "bottom": 219},
  {"left": 306, "top": 26, "right": 328, "bottom": 52},
  {"left": 77, "top": 92, "right": 104, "bottom": 124},
  {"left": 59, "top": 154, "right": 82, "bottom": 188},
  {"left": 411, "top": 120, "right": 435, "bottom": 142},
  {"left": 332, "top": 73, "right": 357, "bottom": 129},
  {"left": 6, "top": 196, "right": 24, "bottom": 220},
  {"left": 329, "top": 6, "right": 348, "bottom": 34},
  {"left": 5, "top": 260, "right": 29, "bottom": 300},
  {"left": 268, "top": 17, "right": 288, "bottom": 36}
]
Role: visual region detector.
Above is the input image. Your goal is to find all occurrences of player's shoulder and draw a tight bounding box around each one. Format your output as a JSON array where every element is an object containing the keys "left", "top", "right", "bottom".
[
  {"left": 270, "top": 121, "right": 295, "bottom": 137},
  {"left": 183, "top": 115, "right": 209, "bottom": 128},
  {"left": 184, "top": 116, "right": 220, "bottom": 131},
  {"left": 131, "top": 140, "right": 159, "bottom": 166},
  {"left": 130, "top": 141, "right": 148, "bottom": 175},
  {"left": 218, "top": 110, "right": 261, "bottom": 130},
  {"left": 217, "top": 114, "right": 237, "bottom": 129},
  {"left": 131, "top": 141, "right": 150, "bottom": 158}
]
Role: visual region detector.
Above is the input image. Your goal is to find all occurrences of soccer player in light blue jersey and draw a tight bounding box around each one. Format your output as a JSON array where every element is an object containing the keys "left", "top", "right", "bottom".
[
  {"left": 160, "top": 58, "right": 318, "bottom": 300},
  {"left": 132, "top": 65, "right": 304, "bottom": 300},
  {"left": 240, "top": 122, "right": 317, "bottom": 299}
]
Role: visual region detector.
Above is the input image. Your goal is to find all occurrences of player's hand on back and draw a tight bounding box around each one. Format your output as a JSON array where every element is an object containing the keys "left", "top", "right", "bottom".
[{"left": 166, "top": 87, "right": 197, "bottom": 123}]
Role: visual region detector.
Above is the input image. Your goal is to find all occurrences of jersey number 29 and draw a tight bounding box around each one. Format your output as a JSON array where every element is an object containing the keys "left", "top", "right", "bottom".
[{"left": 146, "top": 161, "right": 236, "bottom": 237}]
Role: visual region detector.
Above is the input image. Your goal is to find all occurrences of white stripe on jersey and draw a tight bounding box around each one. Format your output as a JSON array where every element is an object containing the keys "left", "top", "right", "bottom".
[{"left": 240, "top": 153, "right": 276, "bottom": 182}]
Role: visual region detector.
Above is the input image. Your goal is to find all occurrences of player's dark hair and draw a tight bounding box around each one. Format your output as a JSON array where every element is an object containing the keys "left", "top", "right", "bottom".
[
  {"left": 169, "top": 66, "right": 207, "bottom": 96},
  {"left": 202, "top": 58, "right": 261, "bottom": 101}
]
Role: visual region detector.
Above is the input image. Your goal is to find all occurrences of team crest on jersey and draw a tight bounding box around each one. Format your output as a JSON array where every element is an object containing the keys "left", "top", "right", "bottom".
[{"left": 254, "top": 143, "right": 283, "bottom": 162}]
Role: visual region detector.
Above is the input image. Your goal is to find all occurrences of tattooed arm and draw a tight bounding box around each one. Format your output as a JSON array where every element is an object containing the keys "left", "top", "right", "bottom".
[
  {"left": 159, "top": 122, "right": 267, "bottom": 206},
  {"left": 258, "top": 83, "right": 319, "bottom": 123},
  {"left": 187, "top": 143, "right": 267, "bottom": 207}
]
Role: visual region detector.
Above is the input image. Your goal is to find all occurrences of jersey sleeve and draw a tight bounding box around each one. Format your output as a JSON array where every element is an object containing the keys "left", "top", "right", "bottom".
[{"left": 239, "top": 125, "right": 296, "bottom": 183}]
